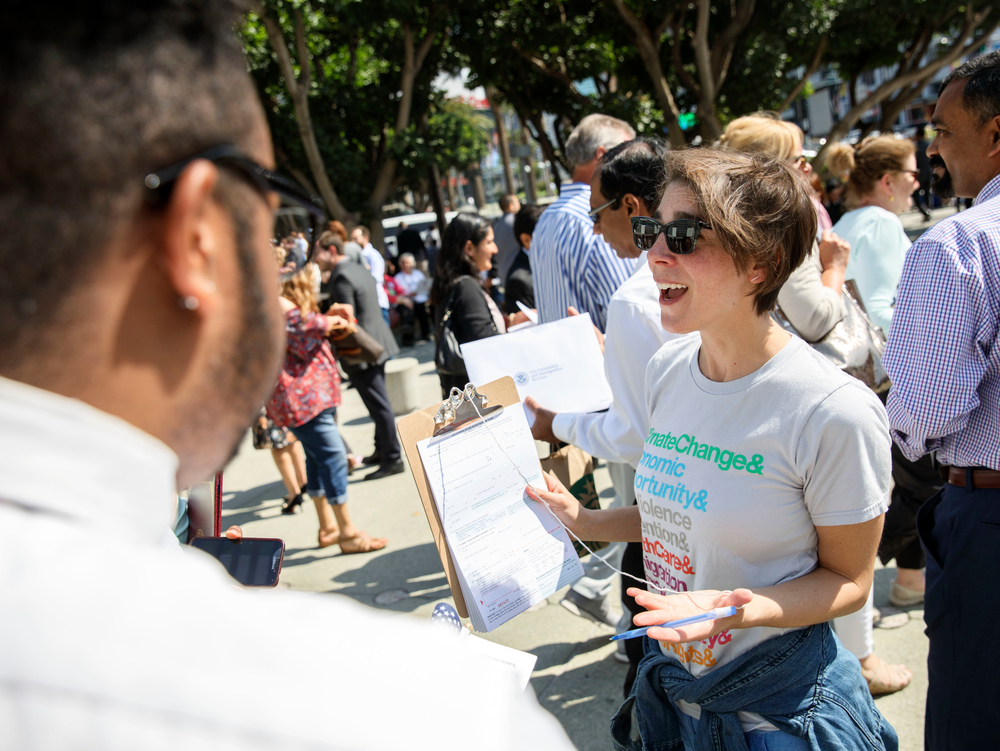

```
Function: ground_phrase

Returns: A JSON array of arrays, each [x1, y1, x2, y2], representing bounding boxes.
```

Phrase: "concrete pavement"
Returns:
[[221, 203, 954, 748]]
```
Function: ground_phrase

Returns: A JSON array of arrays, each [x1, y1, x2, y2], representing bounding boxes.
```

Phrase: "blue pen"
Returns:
[[611, 606, 738, 641]]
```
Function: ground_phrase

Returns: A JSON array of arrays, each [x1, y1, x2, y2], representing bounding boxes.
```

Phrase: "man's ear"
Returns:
[[987, 115, 1000, 159], [518, 233, 532, 250], [623, 194, 642, 216], [159, 160, 224, 315]]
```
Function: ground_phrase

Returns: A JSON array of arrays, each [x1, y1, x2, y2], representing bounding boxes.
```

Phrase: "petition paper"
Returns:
[[417, 405, 583, 631]]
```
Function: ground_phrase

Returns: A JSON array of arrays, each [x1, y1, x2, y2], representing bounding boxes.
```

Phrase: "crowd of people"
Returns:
[[2, 1, 999, 749]]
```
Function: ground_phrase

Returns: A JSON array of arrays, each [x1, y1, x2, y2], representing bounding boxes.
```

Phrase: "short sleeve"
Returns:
[[797, 381, 892, 526]]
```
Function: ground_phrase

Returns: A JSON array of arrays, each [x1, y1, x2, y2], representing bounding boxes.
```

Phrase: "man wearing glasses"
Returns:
[[530, 114, 635, 332], [528, 138, 688, 689], [0, 3, 575, 749]]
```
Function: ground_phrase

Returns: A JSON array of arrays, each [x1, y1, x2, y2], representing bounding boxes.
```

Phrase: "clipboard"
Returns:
[[396, 377, 521, 618]]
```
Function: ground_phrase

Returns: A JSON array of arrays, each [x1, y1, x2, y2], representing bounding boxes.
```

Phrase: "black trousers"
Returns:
[[919, 478, 1000, 750], [620, 536, 647, 698], [346, 363, 400, 464], [879, 442, 944, 570]]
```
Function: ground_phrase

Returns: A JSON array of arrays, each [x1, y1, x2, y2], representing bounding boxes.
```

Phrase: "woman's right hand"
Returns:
[[526, 471, 585, 535], [325, 314, 350, 334]]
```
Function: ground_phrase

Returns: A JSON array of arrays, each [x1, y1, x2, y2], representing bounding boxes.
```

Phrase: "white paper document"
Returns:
[[459, 630, 538, 689], [416, 405, 584, 632], [460, 313, 613, 415]]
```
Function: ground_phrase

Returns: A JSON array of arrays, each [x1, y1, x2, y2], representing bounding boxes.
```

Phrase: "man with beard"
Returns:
[[0, 3, 576, 748], [883, 50, 1000, 750]]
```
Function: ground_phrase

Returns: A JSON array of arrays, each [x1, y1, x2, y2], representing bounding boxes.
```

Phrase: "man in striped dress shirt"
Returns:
[[530, 114, 635, 333], [883, 50, 1000, 750]]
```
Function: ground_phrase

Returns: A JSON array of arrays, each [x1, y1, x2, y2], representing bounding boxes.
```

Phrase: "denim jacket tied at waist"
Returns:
[[610, 623, 897, 751]]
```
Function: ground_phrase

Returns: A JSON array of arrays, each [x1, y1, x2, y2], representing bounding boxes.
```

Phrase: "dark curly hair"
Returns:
[[431, 213, 492, 305]]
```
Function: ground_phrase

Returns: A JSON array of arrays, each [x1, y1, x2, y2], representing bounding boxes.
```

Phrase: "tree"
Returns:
[[815, 1, 998, 166], [245, 0, 449, 250]]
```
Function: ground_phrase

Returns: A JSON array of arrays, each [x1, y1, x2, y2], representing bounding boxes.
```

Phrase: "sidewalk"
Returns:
[[223, 281, 936, 749]]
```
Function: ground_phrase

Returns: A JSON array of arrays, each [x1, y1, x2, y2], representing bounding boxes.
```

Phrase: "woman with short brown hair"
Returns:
[[534, 148, 896, 750]]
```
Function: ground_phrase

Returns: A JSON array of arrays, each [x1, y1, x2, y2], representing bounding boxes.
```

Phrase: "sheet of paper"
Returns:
[[417, 405, 583, 632], [458, 630, 538, 689], [516, 300, 538, 324], [461, 313, 613, 415]]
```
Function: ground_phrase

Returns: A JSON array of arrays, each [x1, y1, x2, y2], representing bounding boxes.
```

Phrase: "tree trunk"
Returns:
[[878, 78, 931, 131], [446, 168, 458, 208], [428, 163, 448, 238], [261, 10, 354, 223], [486, 86, 516, 195], [780, 36, 829, 112], [607, 0, 685, 148], [815, 8, 998, 168], [691, 0, 724, 142], [521, 124, 538, 203], [468, 164, 487, 208], [367, 23, 439, 224]]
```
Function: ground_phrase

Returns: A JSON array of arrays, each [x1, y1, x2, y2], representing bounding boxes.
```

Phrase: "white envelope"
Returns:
[[461, 313, 613, 415]]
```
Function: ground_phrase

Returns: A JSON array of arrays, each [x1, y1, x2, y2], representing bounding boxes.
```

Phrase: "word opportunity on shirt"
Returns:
[[635, 427, 764, 666]]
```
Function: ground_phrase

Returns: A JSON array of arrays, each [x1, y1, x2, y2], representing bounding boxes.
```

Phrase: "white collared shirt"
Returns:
[[360, 242, 389, 309], [552, 254, 691, 466], [0, 376, 574, 750]]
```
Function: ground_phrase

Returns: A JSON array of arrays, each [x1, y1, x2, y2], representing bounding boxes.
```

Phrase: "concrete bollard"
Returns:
[[384, 357, 420, 415]]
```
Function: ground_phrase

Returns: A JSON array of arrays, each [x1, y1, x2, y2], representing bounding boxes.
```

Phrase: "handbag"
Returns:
[[540, 443, 609, 558], [773, 279, 889, 393], [328, 318, 385, 366], [435, 279, 467, 376]]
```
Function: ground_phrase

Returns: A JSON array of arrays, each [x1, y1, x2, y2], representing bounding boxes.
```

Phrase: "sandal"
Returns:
[[861, 655, 912, 696], [281, 491, 306, 515], [339, 531, 387, 555], [318, 527, 341, 548]]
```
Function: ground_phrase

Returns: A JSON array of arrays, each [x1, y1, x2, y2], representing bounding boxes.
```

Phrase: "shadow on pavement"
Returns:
[[303, 542, 450, 612], [531, 633, 613, 672], [533, 653, 627, 751]]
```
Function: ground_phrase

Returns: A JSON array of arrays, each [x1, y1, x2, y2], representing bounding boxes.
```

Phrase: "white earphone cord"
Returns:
[[467, 398, 730, 612]]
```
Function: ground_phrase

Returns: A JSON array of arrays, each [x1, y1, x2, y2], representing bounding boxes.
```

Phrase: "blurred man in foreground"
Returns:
[[0, 3, 574, 748]]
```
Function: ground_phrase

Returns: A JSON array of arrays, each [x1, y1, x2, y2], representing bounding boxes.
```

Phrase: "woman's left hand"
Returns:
[[627, 587, 753, 644]]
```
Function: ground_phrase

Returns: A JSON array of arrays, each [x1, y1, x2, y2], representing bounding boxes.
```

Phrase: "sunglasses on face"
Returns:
[[144, 144, 326, 278], [630, 216, 712, 254], [588, 198, 618, 221]]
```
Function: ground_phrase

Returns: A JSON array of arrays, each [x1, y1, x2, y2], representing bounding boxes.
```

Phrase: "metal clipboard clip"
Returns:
[[432, 382, 502, 436]]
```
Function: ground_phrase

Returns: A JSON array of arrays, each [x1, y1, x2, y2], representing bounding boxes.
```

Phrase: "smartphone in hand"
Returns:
[[190, 537, 285, 587]]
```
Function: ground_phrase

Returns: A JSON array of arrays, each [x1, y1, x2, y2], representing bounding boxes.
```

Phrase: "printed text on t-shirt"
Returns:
[[645, 429, 764, 474]]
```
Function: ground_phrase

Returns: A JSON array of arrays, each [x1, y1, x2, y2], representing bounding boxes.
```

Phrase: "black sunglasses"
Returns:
[[144, 145, 326, 275], [630, 216, 712, 254]]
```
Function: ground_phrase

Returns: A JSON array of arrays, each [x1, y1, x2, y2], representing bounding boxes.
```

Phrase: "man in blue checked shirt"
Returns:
[[883, 50, 1000, 751], [530, 114, 635, 332]]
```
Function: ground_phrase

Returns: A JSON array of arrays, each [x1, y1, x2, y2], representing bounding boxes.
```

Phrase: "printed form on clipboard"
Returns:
[[416, 404, 584, 632]]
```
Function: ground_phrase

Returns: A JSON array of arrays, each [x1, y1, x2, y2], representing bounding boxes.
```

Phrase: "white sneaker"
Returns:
[[560, 589, 620, 628]]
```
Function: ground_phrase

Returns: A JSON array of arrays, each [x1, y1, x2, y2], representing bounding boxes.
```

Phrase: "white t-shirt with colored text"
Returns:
[[637, 335, 890, 715]]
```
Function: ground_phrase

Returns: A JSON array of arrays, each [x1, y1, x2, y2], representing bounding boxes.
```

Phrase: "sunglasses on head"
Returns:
[[630, 216, 712, 254]]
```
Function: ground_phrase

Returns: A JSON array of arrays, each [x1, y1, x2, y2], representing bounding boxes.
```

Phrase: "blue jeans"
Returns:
[[292, 408, 349, 505], [677, 712, 809, 751], [381, 308, 390, 328]]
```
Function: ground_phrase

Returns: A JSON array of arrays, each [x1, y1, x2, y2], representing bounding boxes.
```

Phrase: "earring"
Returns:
[[751, 275, 761, 283], [889, 194, 895, 202], [179, 296, 199, 311]]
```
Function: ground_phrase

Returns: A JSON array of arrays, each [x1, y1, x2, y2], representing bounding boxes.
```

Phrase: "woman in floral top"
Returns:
[[266, 265, 386, 554]]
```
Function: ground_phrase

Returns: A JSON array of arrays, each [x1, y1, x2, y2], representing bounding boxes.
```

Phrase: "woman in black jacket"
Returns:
[[432, 213, 526, 396]]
